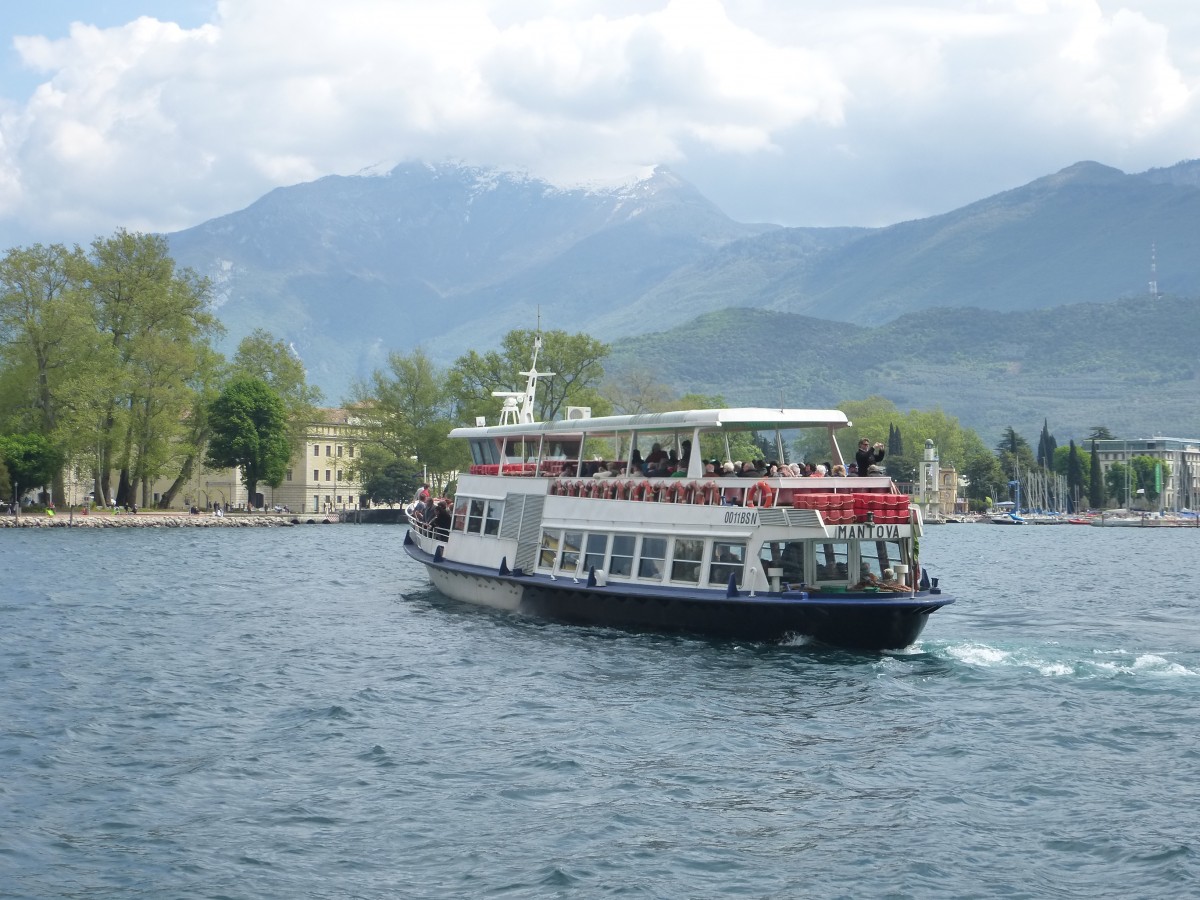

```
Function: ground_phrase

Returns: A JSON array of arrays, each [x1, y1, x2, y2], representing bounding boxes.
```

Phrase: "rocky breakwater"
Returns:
[[0, 512, 342, 529]]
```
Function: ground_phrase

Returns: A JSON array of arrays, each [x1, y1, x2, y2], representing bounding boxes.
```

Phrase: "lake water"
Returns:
[[2, 523, 1198, 898]]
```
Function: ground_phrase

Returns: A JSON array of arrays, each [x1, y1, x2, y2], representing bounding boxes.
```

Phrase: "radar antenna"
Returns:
[[490, 325, 555, 425]]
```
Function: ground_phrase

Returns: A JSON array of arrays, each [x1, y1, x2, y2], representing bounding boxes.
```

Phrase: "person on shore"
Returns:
[[855, 439, 885, 476]]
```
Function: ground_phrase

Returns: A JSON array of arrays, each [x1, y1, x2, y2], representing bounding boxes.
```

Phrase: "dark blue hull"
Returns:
[[404, 538, 951, 652]]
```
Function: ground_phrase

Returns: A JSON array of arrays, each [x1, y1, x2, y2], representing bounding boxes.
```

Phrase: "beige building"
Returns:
[[152, 408, 369, 512]]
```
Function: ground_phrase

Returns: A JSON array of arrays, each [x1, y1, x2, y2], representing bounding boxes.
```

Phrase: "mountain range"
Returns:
[[165, 159, 1200, 445]]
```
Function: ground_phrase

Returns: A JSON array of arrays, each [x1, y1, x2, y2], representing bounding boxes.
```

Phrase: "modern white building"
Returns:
[[1089, 437, 1200, 510]]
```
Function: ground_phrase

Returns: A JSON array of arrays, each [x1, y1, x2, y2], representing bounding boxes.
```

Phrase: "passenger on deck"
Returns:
[[630, 448, 645, 474], [645, 443, 667, 466], [722, 461, 737, 475], [433, 501, 452, 536], [831, 464, 847, 477], [856, 439, 885, 476]]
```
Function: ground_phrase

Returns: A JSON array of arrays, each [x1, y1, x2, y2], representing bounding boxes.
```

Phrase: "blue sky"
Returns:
[[3, 1, 1200, 248]]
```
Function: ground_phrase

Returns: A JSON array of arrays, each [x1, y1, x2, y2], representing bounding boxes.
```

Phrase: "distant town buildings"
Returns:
[[1090, 437, 1200, 510]]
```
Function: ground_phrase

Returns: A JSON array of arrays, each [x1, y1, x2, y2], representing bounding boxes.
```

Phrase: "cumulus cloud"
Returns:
[[0, 0, 1197, 243]]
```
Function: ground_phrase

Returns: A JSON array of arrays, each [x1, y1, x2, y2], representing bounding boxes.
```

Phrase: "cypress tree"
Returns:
[[1088, 438, 1105, 509]]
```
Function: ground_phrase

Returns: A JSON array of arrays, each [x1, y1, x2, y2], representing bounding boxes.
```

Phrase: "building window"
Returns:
[[348, 446, 355, 458], [286, 469, 293, 482], [326, 445, 332, 457], [337, 470, 343, 481], [313, 469, 319, 481], [314, 444, 320, 456], [337, 496, 342, 505], [337, 446, 343, 457], [325, 470, 332, 481]]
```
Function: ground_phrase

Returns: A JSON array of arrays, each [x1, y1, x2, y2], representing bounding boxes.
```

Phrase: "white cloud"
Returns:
[[0, 0, 1198, 243]]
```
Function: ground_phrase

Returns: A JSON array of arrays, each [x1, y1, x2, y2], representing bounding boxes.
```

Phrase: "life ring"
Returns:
[[646, 481, 661, 502], [630, 481, 646, 501], [747, 480, 775, 508], [667, 481, 686, 503], [697, 480, 716, 505], [602, 480, 617, 500], [682, 481, 698, 504]]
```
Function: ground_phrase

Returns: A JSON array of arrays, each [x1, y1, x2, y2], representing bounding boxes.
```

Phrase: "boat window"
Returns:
[[504, 438, 534, 463], [670, 538, 703, 584], [538, 530, 561, 568], [609, 534, 635, 577], [452, 498, 468, 531], [561, 531, 583, 573], [637, 536, 667, 580], [466, 498, 486, 533], [815, 542, 849, 582], [708, 541, 747, 587], [856, 540, 904, 584], [484, 500, 502, 536], [760, 540, 806, 586], [583, 533, 609, 575]]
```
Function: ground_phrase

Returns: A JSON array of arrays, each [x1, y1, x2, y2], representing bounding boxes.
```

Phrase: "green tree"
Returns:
[[996, 426, 1036, 479], [1065, 441, 1084, 510], [962, 444, 1004, 508], [0, 454, 9, 502], [0, 242, 106, 505], [0, 432, 63, 511], [205, 377, 291, 504], [231, 328, 324, 449], [1088, 426, 1115, 440], [1036, 419, 1057, 469], [1089, 438, 1105, 508], [1130, 455, 1169, 507], [1052, 443, 1090, 502], [1105, 461, 1130, 507], [351, 348, 463, 493], [87, 229, 220, 507], [360, 449, 423, 506]]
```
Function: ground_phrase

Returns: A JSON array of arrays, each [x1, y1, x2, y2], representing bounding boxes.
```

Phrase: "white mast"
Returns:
[[491, 326, 555, 425]]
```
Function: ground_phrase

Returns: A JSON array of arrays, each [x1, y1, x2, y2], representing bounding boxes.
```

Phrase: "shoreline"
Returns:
[[0, 511, 343, 529]]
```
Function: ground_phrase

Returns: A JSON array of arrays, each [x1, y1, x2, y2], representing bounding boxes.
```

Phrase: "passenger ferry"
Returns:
[[404, 340, 954, 650]]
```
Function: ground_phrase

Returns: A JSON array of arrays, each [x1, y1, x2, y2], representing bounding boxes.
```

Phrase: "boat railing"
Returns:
[[533, 476, 909, 521]]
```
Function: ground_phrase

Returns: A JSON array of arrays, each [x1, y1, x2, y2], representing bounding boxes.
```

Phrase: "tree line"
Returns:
[[0, 231, 319, 509], [3, 236, 1153, 512]]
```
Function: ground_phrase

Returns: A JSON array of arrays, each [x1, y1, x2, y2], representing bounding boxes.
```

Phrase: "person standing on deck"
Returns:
[[855, 439, 885, 476]]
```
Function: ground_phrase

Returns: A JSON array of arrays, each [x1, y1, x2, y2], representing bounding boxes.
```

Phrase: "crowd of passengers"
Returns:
[[409, 484, 453, 537], [578, 440, 859, 479]]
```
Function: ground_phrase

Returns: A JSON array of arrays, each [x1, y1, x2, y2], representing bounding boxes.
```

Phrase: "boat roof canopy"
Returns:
[[449, 407, 851, 439]]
